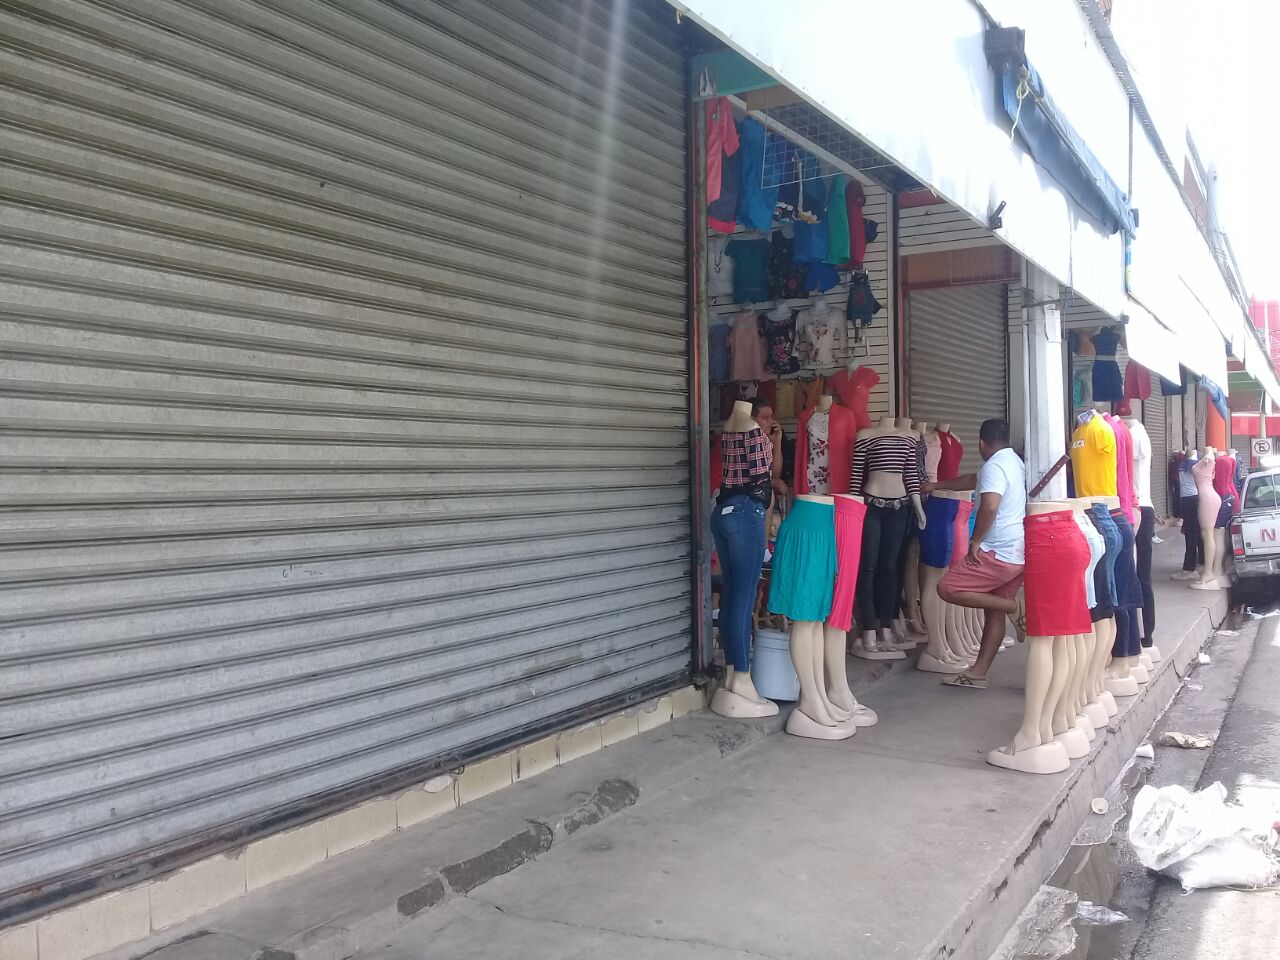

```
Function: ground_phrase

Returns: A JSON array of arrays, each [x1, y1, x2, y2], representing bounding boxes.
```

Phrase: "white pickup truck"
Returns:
[[1229, 467, 1280, 604]]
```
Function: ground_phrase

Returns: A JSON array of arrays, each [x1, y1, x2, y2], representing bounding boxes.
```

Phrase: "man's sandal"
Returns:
[[942, 673, 988, 690]]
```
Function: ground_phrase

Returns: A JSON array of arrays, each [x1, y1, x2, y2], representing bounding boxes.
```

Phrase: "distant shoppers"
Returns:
[[928, 419, 1027, 690]]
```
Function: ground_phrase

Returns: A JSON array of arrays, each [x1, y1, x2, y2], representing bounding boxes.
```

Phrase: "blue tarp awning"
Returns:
[[997, 63, 1137, 237]]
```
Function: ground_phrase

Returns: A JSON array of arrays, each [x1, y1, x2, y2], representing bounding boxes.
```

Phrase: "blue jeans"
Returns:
[[711, 495, 767, 672]]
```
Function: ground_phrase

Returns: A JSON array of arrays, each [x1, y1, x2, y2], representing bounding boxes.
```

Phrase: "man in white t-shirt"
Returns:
[[929, 419, 1027, 690]]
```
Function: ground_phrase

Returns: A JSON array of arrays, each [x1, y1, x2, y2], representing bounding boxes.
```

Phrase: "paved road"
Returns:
[[1130, 612, 1280, 960]]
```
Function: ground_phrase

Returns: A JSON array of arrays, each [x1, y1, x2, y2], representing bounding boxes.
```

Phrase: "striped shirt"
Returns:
[[850, 433, 922, 496]]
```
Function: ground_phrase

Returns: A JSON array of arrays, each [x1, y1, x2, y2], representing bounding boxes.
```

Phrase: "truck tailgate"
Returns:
[[1240, 512, 1280, 557]]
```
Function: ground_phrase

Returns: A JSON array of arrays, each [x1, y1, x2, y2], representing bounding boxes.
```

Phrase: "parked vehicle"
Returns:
[[1228, 467, 1280, 605]]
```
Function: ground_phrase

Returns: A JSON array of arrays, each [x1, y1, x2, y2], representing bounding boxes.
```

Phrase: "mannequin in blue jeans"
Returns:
[[709, 400, 780, 718]]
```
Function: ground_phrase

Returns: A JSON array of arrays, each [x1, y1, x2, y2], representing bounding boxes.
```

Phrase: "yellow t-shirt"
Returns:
[[1071, 416, 1117, 496]]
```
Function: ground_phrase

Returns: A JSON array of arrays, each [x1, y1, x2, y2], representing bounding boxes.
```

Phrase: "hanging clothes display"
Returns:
[[704, 98, 740, 234], [727, 312, 768, 382], [827, 365, 880, 430], [735, 118, 778, 233], [762, 310, 802, 377], [724, 237, 769, 303], [846, 271, 882, 324], [707, 235, 735, 299], [1090, 327, 1124, 402], [842, 179, 868, 269], [767, 231, 807, 300], [825, 174, 851, 265], [709, 321, 731, 383], [1123, 359, 1152, 400]]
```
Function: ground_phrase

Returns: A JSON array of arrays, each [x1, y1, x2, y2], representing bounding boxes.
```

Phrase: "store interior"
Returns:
[[698, 81, 1228, 774]]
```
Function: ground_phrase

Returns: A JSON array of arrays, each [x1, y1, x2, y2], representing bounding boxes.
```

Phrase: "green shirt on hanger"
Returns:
[[825, 174, 850, 265]]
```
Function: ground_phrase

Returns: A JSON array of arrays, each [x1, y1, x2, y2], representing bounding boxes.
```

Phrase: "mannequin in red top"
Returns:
[[794, 396, 856, 494]]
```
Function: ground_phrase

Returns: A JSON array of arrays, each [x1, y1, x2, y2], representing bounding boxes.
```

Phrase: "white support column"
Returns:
[[1007, 283, 1029, 453], [1023, 264, 1068, 500]]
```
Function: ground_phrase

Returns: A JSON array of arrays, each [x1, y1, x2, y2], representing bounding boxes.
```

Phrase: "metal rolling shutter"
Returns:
[[0, 0, 690, 914], [906, 284, 1009, 473], [1142, 379, 1169, 516]]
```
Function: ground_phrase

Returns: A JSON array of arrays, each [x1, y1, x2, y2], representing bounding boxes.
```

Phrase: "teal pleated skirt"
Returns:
[[768, 498, 837, 621]]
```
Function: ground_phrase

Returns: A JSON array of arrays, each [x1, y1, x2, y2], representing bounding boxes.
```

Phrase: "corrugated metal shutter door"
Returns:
[[907, 285, 1008, 473], [0, 0, 689, 912], [1143, 380, 1169, 516]]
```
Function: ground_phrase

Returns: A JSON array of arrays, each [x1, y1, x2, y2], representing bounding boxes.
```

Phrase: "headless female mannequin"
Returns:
[[988, 501, 1074, 775], [853, 417, 928, 659], [823, 492, 880, 728], [1075, 500, 1122, 718], [710, 402, 779, 720], [786, 493, 858, 741], [1191, 448, 1226, 590], [917, 488, 974, 673]]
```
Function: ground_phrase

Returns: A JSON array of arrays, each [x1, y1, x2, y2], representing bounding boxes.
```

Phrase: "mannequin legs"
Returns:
[[1192, 526, 1220, 589], [919, 564, 969, 673], [987, 636, 1070, 774], [823, 625, 879, 726], [787, 621, 855, 740], [903, 539, 926, 635], [1135, 506, 1157, 649]]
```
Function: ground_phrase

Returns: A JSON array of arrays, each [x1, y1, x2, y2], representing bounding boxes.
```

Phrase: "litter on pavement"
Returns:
[[1158, 732, 1215, 749], [1128, 782, 1280, 891]]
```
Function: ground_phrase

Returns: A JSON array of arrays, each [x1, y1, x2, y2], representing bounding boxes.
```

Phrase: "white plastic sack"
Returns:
[[1127, 782, 1280, 891], [1169, 834, 1279, 891]]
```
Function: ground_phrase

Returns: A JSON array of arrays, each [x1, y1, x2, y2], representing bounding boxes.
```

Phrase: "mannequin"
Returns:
[[889, 418, 928, 646], [935, 422, 964, 482], [851, 417, 927, 659], [1172, 448, 1203, 581], [709, 401, 779, 719], [917, 489, 973, 673], [1083, 497, 1127, 709], [795, 395, 855, 495], [987, 498, 1080, 775], [923, 424, 943, 484], [824, 492, 879, 726], [1066, 500, 1108, 739], [1121, 411, 1161, 663], [767, 493, 856, 740], [1191, 448, 1225, 590]]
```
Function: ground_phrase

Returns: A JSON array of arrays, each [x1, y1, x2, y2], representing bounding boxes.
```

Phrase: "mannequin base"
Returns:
[[1189, 578, 1224, 591], [1075, 715, 1097, 741], [1083, 701, 1109, 730], [1138, 653, 1155, 673], [1055, 726, 1091, 758], [987, 740, 1071, 774], [1170, 570, 1199, 581], [1099, 691, 1119, 716], [1144, 644, 1163, 662], [851, 644, 906, 661], [1130, 663, 1150, 684], [889, 633, 919, 651], [1105, 675, 1140, 697], [786, 708, 857, 740], [847, 702, 879, 727], [710, 688, 779, 719], [916, 652, 970, 674]]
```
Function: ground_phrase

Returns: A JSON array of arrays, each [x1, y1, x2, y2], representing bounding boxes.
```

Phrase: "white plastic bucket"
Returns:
[[751, 628, 799, 701]]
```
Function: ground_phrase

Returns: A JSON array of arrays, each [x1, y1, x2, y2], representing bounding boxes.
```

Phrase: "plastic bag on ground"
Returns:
[[1127, 782, 1280, 890]]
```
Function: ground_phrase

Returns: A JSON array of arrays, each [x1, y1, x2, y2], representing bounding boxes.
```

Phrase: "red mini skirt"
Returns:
[[826, 496, 868, 631], [1023, 510, 1092, 636]]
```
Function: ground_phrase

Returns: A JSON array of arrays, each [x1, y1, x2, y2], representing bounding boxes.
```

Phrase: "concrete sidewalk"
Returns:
[[91, 536, 1226, 960]]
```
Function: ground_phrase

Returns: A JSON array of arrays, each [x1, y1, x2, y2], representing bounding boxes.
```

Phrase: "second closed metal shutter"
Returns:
[[907, 284, 1009, 473], [1142, 378, 1170, 516], [0, 0, 690, 919]]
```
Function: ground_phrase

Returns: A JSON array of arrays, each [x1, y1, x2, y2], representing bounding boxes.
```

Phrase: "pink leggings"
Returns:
[[826, 496, 868, 631]]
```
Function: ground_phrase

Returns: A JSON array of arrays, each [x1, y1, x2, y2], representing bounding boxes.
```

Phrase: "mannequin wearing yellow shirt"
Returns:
[[1070, 411, 1117, 496]]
